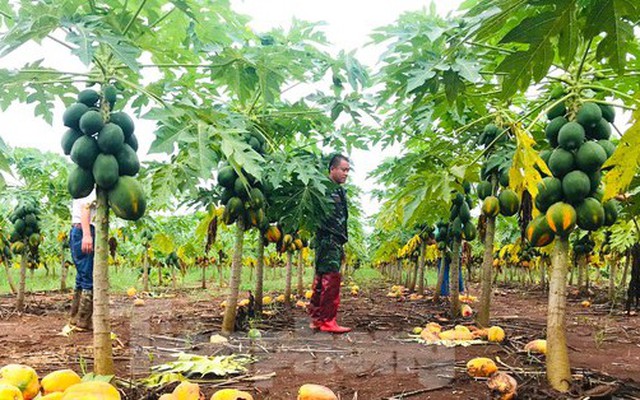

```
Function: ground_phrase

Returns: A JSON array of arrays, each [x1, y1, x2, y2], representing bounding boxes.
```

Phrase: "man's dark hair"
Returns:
[[328, 154, 349, 172]]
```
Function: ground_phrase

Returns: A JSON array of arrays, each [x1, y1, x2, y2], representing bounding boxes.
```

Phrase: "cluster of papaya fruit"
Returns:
[[7, 199, 42, 257], [0, 233, 11, 263], [526, 99, 619, 247], [572, 234, 595, 256], [218, 131, 268, 229], [279, 232, 307, 253], [477, 123, 509, 148], [61, 85, 146, 221], [434, 182, 477, 249], [517, 244, 538, 268], [477, 127, 521, 220]]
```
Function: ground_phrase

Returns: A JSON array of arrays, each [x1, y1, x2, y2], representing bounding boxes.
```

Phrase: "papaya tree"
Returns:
[[459, 0, 640, 392], [0, 0, 226, 373], [7, 197, 42, 312]]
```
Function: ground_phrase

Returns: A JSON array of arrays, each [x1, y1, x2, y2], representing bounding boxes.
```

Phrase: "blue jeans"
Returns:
[[438, 257, 464, 296], [70, 226, 95, 290]]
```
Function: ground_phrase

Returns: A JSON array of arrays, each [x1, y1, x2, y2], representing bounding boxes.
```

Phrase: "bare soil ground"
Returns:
[[1, 283, 639, 399]]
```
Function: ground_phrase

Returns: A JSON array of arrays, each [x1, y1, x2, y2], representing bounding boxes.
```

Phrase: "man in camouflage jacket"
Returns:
[[308, 154, 352, 333]]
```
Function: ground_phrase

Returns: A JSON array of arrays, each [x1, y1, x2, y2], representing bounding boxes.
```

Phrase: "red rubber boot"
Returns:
[[319, 318, 351, 333]]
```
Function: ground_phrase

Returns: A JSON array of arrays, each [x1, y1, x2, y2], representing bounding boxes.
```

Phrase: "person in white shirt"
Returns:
[[68, 190, 96, 330]]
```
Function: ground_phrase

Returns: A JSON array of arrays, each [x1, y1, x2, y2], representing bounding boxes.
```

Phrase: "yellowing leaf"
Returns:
[[602, 108, 640, 201], [152, 233, 175, 254], [509, 123, 550, 198]]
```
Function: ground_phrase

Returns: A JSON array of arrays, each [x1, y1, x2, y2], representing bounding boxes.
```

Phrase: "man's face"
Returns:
[[329, 159, 350, 184]]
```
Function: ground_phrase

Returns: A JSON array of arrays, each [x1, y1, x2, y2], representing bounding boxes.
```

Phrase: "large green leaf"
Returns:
[[602, 108, 640, 200], [496, 1, 577, 98], [584, 0, 639, 73]]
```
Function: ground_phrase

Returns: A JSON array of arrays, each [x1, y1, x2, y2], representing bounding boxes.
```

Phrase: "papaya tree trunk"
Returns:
[[585, 257, 590, 292], [284, 251, 293, 307], [297, 250, 304, 297], [4, 260, 17, 295], [450, 239, 462, 318], [171, 265, 177, 290], [255, 239, 265, 314], [142, 249, 149, 292], [395, 259, 401, 284], [409, 259, 418, 292], [417, 242, 426, 295], [477, 215, 496, 327], [433, 256, 446, 302], [93, 188, 114, 375], [218, 261, 224, 288], [221, 222, 245, 335], [541, 259, 547, 290], [577, 254, 585, 292], [609, 253, 619, 304], [60, 255, 69, 292], [546, 237, 571, 392], [16, 250, 27, 312], [404, 263, 410, 288], [201, 259, 207, 289]]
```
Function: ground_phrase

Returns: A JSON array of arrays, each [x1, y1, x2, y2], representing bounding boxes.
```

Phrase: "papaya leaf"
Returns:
[[496, 8, 569, 98], [584, 0, 639, 73], [602, 108, 640, 200], [509, 124, 550, 199], [195, 207, 217, 243], [61, 18, 98, 66], [152, 232, 174, 255], [0, 13, 59, 57], [217, 128, 264, 181]]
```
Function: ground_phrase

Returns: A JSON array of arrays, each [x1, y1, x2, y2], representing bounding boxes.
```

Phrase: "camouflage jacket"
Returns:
[[317, 184, 348, 245]]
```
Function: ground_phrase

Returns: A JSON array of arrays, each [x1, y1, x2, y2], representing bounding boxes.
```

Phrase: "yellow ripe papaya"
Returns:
[[0, 381, 23, 400], [466, 357, 498, 378], [172, 381, 201, 400], [61, 381, 120, 400], [0, 365, 39, 400], [439, 329, 472, 341], [487, 326, 506, 343], [210, 388, 253, 400], [41, 370, 81, 394], [158, 394, 177, 400], [420, 329, 439, 342], [262, 296, 272, 305], [424, 322, 441, 334], [297, 384, 338, 400], [264, 226, 282, 243], [524, 339, 547, 355], [487, 372, 518, 400], [454, 325, 471, 334]]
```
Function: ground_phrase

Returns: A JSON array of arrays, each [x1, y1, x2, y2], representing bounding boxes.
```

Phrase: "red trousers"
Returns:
[[307, 272, 341, 323]]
